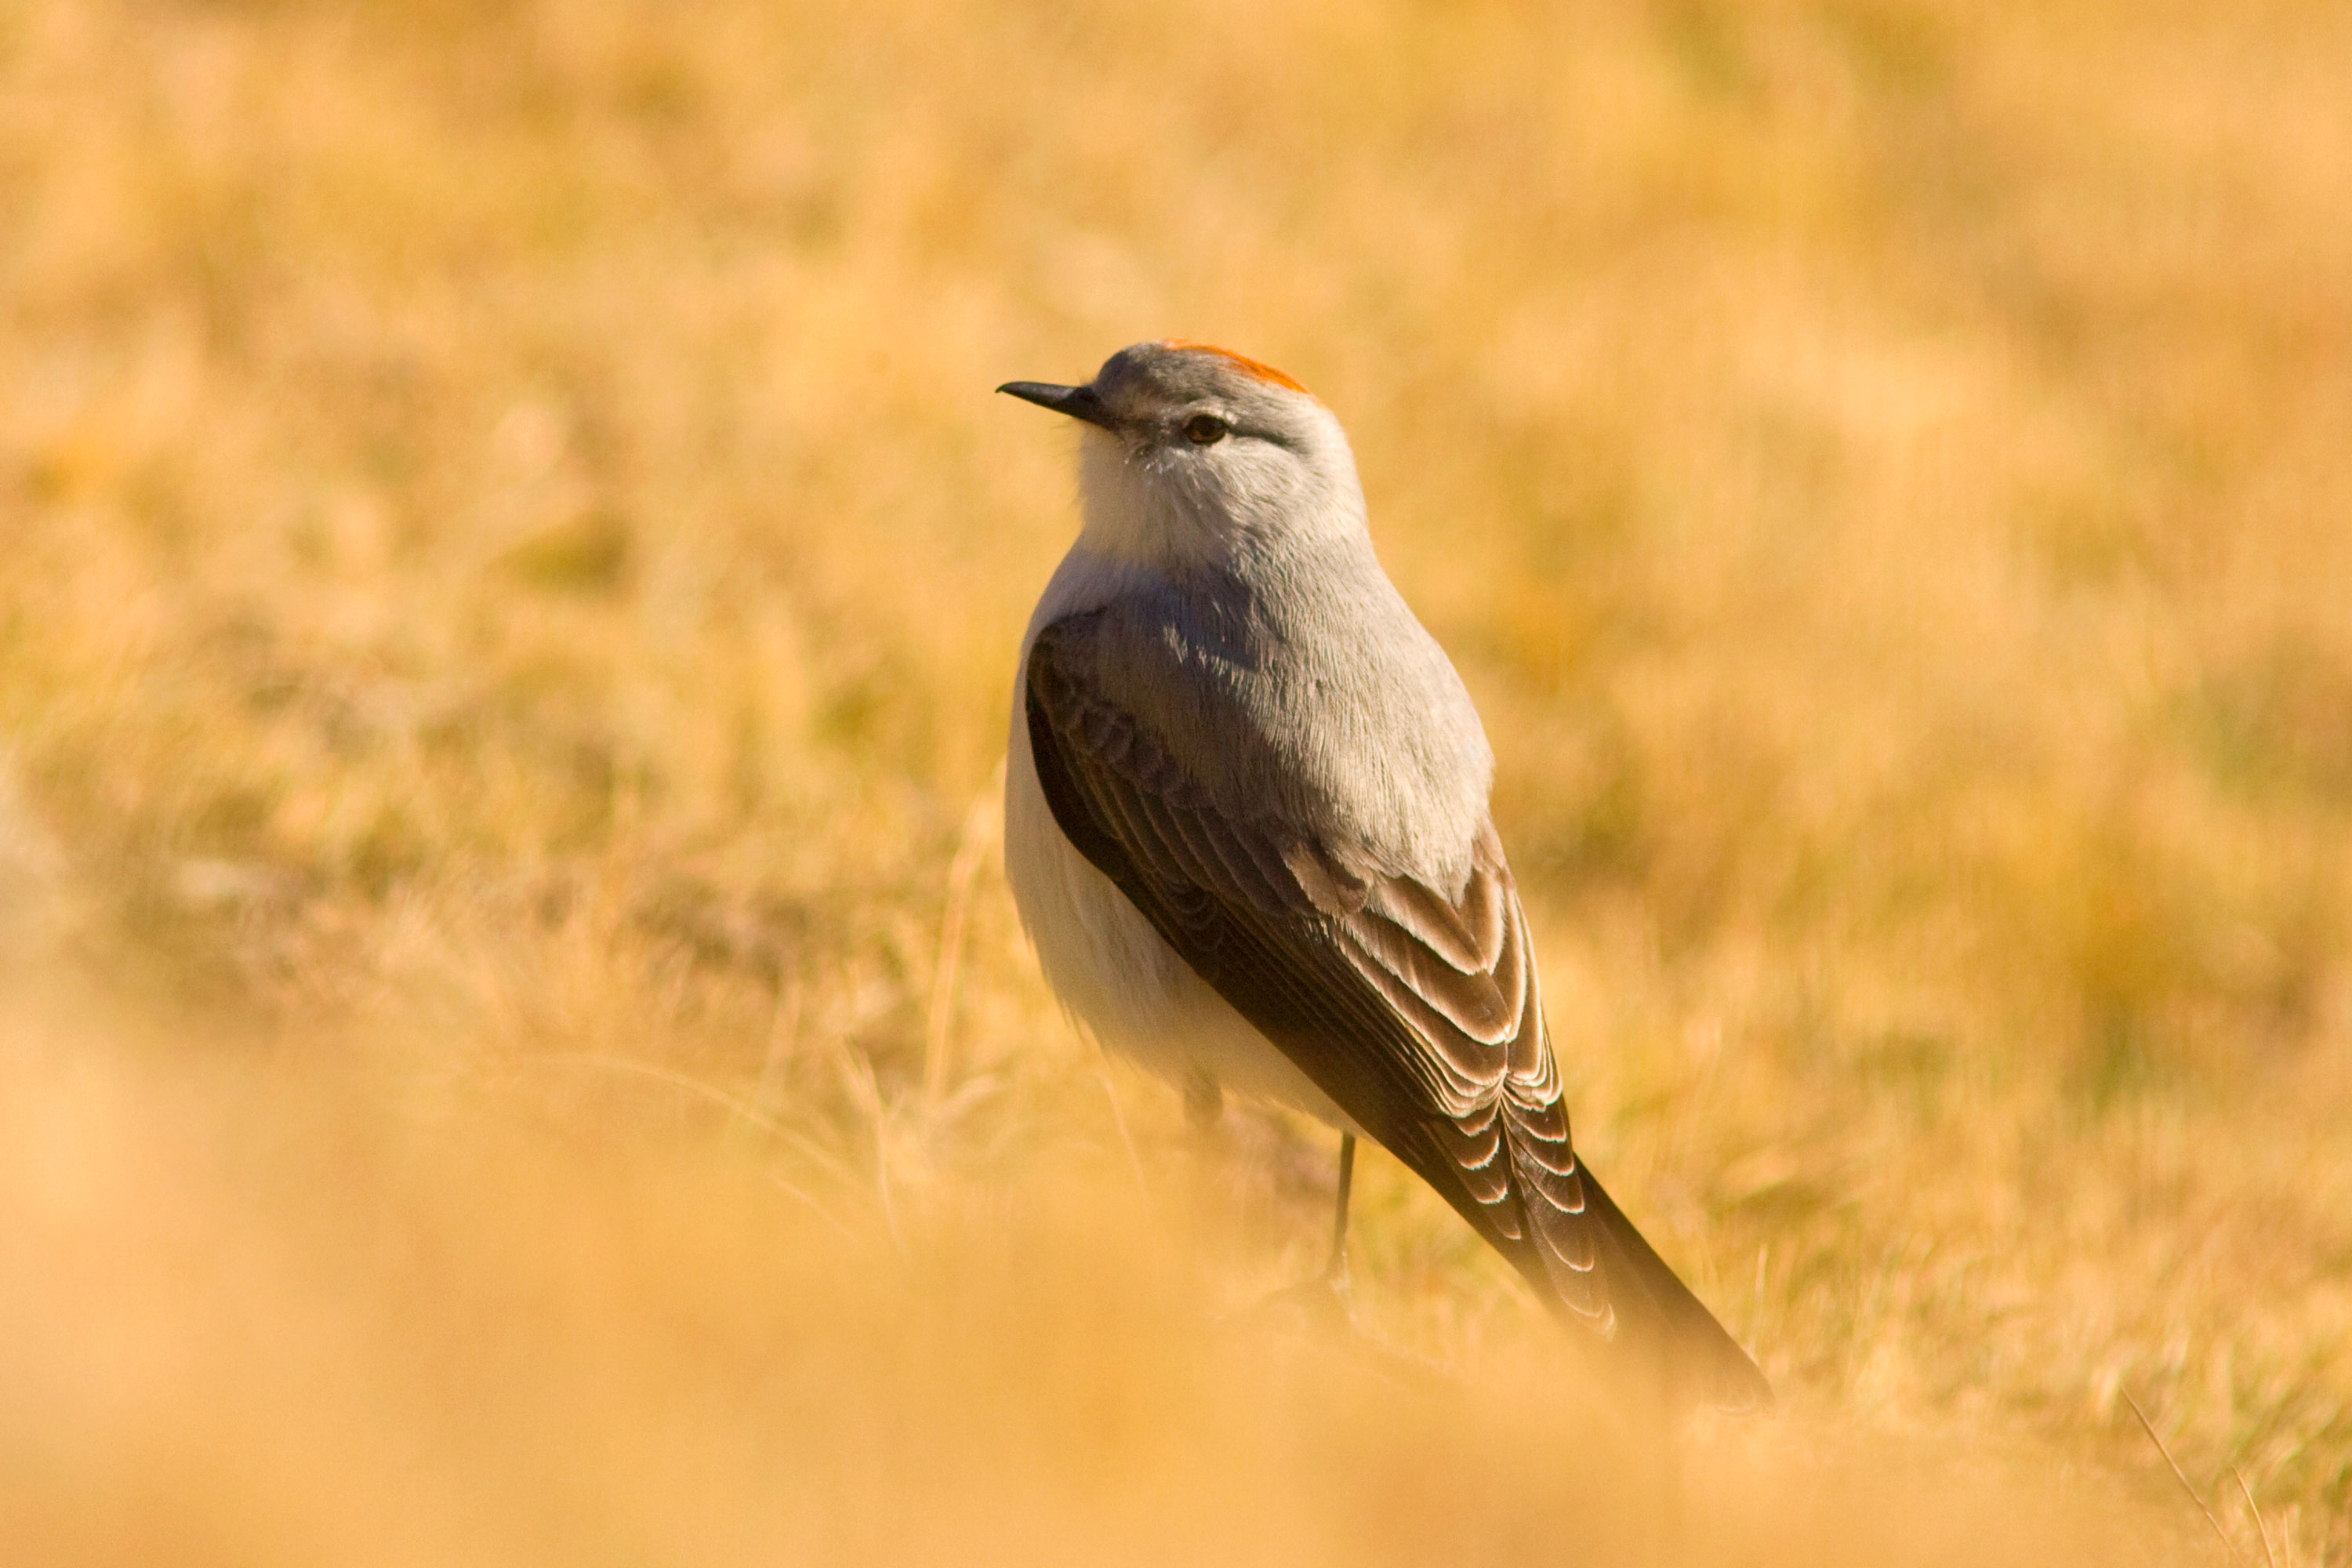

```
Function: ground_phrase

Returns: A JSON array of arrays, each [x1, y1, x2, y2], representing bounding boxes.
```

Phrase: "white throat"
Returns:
[[1071, 423, 1368, 577]]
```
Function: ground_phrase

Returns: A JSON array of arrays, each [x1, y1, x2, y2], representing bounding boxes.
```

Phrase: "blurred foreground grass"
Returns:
[[0, 992, 2192, 1567], [2, 0, 2349, 1559]]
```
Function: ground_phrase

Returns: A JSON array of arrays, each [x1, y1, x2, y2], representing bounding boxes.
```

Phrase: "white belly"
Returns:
[[1004, 682, 1359, 1134]]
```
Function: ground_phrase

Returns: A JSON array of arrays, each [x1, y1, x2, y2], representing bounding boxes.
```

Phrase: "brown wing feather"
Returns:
[[1025, 614, 1769, 1408]]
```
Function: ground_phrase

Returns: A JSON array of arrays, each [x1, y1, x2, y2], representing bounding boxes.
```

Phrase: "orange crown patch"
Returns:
[[1161, 339, 1314, 397]]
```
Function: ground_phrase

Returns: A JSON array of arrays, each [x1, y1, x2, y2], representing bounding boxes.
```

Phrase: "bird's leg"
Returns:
[[1235, 1130, 1359, 1332], [1183, 1067, 1224, 1134], [1324, 1131, 1356, 1291]]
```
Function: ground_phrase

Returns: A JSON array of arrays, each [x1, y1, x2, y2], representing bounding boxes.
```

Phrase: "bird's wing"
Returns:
[[1025, 612, 1772, 1409], [1025, 612, 1602, 1312]]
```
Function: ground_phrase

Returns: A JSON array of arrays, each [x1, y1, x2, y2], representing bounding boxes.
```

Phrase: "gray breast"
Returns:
[[1061, 535, 1494, 891]]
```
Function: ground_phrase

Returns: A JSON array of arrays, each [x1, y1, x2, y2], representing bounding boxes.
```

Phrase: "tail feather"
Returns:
[[1396, 1116, 1770, 1411], [1556, 1164, 1773, 1413]]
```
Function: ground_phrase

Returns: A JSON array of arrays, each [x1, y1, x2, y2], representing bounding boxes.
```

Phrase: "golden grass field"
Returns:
[[5, 0, 2350, 1560]]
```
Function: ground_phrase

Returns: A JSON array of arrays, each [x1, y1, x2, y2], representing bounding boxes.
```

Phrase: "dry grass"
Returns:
[[4, 0, 2350, 1559]]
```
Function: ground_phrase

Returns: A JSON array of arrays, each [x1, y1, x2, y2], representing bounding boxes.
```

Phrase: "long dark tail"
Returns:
[[1392, 1112, 1772, 1412], [1555, 1163, 1773, 1413]]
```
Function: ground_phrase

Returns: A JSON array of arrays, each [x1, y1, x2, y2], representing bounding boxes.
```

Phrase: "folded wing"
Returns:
[[1026, 613, 1769, 1407]]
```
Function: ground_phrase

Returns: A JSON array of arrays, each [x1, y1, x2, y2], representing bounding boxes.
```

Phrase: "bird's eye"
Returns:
[[1182, 414, 1229, 445]]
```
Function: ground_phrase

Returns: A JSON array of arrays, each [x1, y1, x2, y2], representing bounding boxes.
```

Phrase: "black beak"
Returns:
[[996, 381, 1116, 430]]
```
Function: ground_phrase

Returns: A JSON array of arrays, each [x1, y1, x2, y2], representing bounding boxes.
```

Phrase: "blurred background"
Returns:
[[3, 0, 2348, 1561]]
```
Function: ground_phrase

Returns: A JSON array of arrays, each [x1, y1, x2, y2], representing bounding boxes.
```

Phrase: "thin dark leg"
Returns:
[[1327, 1132, 1356, 1280], [1230, 1131, 1359, 1333], [1183, 1067, 1223, 1132]]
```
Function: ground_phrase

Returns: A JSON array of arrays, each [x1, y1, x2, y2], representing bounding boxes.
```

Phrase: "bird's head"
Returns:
[[999, 340, 1365, 568]]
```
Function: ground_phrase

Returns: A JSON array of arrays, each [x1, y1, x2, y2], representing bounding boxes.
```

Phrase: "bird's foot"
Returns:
[[1236, 1259, 1355, 1335], [1222, 1267, 1460, 1391]]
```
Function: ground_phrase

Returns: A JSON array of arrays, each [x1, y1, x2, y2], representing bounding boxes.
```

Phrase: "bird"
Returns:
[[997, 339, 1769, 1411]]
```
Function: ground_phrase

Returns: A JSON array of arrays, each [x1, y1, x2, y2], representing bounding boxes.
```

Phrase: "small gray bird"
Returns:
[[1000, 340, 1768, 1410]]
